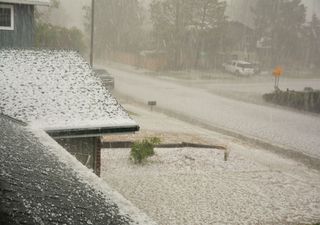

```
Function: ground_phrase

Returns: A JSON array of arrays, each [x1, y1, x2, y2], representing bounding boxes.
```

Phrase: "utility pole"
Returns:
[[90, 0, 95, 67]]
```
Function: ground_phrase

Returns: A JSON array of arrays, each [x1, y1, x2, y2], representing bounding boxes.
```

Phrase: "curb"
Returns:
[[102, 141, 226, 150]]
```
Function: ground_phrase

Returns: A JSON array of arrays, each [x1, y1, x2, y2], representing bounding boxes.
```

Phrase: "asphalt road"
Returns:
[[106, 66, 320, 162]]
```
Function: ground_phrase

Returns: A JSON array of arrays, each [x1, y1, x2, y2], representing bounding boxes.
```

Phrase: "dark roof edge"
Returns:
[[46, 125, 140, 138], [0, 0, 50, 6], [0, 113, 27, 126]]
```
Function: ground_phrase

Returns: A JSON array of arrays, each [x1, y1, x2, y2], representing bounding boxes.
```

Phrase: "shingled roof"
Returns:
[[0, 0, 50, 5], [0, 114, 156, 225], [0, 49, 139, 137]]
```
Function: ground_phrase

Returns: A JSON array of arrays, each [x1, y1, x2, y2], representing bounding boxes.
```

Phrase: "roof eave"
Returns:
[[0, 0, 50, 6], [46, 125, 140, 139]]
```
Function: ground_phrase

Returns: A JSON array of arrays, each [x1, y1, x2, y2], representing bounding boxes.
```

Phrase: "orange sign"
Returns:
[[273, 66, 283, 77]]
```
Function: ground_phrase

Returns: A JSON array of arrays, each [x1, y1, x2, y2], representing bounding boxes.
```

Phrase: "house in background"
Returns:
[[0, 0, 49, 48], [0, 49, 139, 176]]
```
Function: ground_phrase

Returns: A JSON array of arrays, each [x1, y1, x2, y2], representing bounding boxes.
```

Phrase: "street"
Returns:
[[105, 65, 320, 162]]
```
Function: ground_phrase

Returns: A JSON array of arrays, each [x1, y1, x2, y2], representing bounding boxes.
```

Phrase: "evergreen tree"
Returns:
[[92, 0, 144, 58], [150, 0, 192, 69], [189, 0, 226, 68], [150, 0, 226, 69], [306, 14, 320, 69], [252, 0, 306, 67]]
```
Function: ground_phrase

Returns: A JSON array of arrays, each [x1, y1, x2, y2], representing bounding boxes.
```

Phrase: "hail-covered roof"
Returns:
[[0, 0, 50, 5], [0, 114, 156, 225], [0, 49, 138, 134]]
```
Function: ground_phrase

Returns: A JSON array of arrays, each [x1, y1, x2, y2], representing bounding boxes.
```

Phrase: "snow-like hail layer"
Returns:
[[0, 49, 137, 130], [30, 127, 157, 225], [101, 148, 320, 225]]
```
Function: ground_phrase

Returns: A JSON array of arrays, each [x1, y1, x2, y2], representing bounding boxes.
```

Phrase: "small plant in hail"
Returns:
[[130, 137, 161, 164]]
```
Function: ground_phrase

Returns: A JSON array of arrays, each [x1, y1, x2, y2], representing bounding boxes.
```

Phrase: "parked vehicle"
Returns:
[[251, 62, 261, 74], [223, 60, 255, 76], [93, 68, 114, 90]]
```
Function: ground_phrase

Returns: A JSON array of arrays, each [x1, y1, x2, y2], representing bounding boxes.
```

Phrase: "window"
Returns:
[[0, 5, 14, 30], [238, 63, 253, 69]]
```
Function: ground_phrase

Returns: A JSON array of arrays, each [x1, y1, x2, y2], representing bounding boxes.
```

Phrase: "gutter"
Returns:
[[0, 0, 50, 6], [46, 125, 140, 139]]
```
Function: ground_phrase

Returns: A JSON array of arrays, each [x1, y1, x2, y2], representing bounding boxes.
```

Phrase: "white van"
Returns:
[[223, 60, 255, 76]]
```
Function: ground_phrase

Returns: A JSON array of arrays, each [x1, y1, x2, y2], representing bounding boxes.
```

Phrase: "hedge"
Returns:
[[263, 89, 320, 113]]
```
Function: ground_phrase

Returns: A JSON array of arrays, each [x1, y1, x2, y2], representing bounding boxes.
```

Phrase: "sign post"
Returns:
[[272, 66, 283, 90], [148, 101, 157, 111]]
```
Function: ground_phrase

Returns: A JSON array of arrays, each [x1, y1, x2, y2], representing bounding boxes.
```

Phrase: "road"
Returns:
[[106, 66, 320, 162], [183, 77, 320, 106]]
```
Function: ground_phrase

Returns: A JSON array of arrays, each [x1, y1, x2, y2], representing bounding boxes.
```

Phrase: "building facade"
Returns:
[[0, 0, 49, 48], [55, 137, 102, 176]]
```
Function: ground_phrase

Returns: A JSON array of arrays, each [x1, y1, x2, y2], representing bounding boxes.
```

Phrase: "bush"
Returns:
[[35, 23, 86, 54], [130, 137, 161, 164], [263, 89, 320, 113]]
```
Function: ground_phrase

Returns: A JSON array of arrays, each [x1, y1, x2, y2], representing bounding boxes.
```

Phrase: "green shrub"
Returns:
[[263, 90, 320, 113], [35, 23, 86, 54], [130, 137, 161, 164]]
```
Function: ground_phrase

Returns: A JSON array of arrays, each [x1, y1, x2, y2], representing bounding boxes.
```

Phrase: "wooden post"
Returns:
[[95, 136, 101, 177], [224, 149, 229, 161]]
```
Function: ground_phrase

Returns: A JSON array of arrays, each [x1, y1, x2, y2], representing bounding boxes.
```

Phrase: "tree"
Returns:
[[304, 14, 320, 70], [189, 0, 226, 68], [34, 0, 86, 54], [35, 0, 60, 22], [151, 0, 189, 69], [252, 0, 306, 67], [90, 0, 144, 58], [221, 21, 255, 52], [150, 0, 226, 70], [35, 23, 86, 53]]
